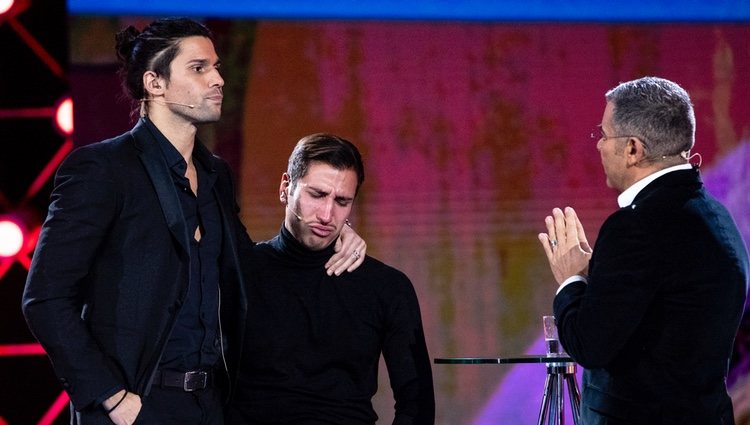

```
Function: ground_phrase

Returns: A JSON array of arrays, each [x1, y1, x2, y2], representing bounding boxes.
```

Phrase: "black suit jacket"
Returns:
[[22, 119, 250, 423], [554, 168, 749, 425]]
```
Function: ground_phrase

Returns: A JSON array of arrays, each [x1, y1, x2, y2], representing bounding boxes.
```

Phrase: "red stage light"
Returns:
[[0, 0, 27, 20], [0, 0, 14, 15], [54, 96, 74, 136], [0, 218, 24, 258]]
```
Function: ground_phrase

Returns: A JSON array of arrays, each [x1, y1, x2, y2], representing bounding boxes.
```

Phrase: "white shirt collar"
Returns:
[[617, 163, 693, 208]]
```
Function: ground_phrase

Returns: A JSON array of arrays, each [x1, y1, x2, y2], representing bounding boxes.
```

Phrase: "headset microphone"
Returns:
[[286, 204, 302, 221], [139, 99, 196, 109]]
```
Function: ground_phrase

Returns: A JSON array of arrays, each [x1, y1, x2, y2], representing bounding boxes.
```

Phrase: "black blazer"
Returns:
[[554, 168, 749, 425], [22, 120, 250, 423]]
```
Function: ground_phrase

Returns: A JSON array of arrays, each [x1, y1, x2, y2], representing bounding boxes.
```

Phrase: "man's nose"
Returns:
[[210, 69, 224, 88], [317, 200, 333, 223]]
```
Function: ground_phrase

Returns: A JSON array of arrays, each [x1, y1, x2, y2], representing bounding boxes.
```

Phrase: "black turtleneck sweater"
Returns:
[[229, 226, 434, 425]]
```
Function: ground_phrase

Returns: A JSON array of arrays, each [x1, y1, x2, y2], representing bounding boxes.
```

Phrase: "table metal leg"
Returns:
[[537, 373, 554, 425], [566, 373, 581, 425], [537, 362, 580, 425], [555, 372, 564, 425]]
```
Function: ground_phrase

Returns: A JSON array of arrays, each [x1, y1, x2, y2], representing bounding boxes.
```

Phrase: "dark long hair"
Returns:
[[114, 18, 213, 106]]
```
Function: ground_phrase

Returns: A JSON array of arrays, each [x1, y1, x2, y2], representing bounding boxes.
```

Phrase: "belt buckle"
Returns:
[[183, 371, 207, 391]]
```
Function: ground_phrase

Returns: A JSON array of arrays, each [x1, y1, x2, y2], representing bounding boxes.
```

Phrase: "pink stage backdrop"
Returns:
[[62, 18, 750, 425], [237, 22, 750, 424]]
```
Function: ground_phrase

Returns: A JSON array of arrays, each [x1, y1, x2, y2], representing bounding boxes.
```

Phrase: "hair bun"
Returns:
[[114, 26, 140, 63]]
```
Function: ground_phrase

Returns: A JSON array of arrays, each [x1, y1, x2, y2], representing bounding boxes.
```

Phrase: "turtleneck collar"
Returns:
[[269, 224, 336, 269]]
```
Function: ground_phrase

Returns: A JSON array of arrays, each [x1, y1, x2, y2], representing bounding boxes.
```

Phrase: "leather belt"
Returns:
[[153, 369, 213, 391]]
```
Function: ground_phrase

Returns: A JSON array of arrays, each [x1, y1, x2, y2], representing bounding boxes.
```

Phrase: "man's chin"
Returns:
[[304, 236, 336, 251], [195, 110, 222, 124], [204, 114, 222, 123]]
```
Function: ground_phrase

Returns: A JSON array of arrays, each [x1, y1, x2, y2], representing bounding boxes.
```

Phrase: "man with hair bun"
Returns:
[[22, 18, 365, 425]]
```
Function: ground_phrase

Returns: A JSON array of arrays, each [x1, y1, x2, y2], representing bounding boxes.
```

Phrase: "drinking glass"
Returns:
[[543, 315, 561, 356]]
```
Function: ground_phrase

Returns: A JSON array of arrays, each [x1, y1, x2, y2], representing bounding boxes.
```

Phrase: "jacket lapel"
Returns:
[[131, 120, 190, 256]]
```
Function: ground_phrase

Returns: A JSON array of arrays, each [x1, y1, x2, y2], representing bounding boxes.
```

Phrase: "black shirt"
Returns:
[[145, 118, 222, 371]]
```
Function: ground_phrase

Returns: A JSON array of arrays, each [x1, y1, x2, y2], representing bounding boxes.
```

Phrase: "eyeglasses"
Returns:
[[590, 125, 637, 142], [591, 125, 650, 151]]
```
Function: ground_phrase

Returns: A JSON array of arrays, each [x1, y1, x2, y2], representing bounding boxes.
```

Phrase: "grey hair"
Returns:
[[605, 76, 695, 161]]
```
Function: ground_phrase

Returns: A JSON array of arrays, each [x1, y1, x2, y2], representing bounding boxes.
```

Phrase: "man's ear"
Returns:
[[279, 173, 291, 204], [143, 71, 165, 97], [626, 137, 647, 166]]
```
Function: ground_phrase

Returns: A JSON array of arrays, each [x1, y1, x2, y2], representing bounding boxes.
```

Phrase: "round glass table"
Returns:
[[435, 355, 581, 425]]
